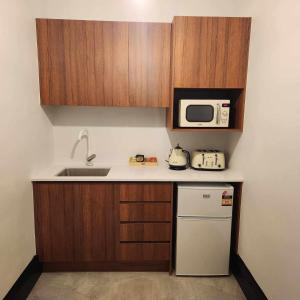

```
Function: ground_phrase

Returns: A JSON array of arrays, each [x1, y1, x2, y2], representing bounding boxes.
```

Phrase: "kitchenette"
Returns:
[[30, 15, 250, 277]]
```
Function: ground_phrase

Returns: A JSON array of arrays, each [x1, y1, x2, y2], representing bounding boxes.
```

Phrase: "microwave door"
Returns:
[[185, 105, 216, 127], [179, 99, 230, 128]]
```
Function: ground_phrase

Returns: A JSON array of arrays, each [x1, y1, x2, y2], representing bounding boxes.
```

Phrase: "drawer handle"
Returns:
[[120, 201, 171, 203]]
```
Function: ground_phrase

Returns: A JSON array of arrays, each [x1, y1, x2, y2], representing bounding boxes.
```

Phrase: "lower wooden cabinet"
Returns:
[[33, 183, 116, 262], [33, 183, 76, 262], [33, 182, 173, 271]]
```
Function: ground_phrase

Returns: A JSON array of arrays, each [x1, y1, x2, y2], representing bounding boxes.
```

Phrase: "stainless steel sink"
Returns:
[[56, 168, 110, 177]]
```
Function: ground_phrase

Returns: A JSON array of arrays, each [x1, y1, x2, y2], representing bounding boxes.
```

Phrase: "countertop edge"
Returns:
[[31, 164, 244, 183], [31, 178, 244, 182]]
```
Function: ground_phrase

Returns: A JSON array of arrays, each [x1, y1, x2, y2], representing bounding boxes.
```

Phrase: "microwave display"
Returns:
[[186, 105, 214, 122], [179, 99, 230, 128]]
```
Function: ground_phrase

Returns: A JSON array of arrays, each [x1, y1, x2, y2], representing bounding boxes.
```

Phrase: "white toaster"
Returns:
[[191, 150, 226, 170]]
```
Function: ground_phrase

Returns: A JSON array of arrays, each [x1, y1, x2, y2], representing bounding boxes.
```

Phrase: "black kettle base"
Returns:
[[169, 165, 187, 171]]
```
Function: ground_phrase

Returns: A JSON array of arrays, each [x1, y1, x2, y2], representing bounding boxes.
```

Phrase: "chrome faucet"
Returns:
[[77, 129, 96, 166]]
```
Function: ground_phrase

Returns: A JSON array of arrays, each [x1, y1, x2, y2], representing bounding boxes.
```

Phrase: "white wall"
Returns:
[[46, 106, 232, 164], [39, 0, 242, 22], [229, 0, 300, 299], [0, 0, 53, 298]]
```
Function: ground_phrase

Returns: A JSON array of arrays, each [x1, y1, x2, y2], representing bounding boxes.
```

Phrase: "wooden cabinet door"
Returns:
[[172, 17, 251, 88], [74, 183, 116, 261], [33, 183, 117, 262], [36, 19, 129, 106], [128, 22, 171, 107], [33, 183, 77, 262], [102, 21, 129, 106], [36, 19, 171, 107]]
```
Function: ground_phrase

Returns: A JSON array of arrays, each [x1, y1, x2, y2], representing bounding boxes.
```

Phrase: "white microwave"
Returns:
[[179, 99, 230, 128]]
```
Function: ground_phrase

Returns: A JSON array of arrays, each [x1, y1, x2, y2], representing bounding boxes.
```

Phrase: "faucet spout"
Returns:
[[77, 129, 96, 166]]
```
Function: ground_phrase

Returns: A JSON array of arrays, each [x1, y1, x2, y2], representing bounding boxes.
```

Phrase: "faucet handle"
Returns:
[[87, 154, 96, 162]]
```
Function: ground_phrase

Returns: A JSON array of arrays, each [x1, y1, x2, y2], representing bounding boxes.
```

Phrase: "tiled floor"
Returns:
[[28, 272, 246, 300]]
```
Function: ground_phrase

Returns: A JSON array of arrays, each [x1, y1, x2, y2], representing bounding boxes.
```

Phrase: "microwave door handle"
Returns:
[[216, 104, 221, 125]]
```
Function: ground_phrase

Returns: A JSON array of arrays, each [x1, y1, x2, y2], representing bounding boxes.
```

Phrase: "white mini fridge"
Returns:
[[176, 183, 234, 276]]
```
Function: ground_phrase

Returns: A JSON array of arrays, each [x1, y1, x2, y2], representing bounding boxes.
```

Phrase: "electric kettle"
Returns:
[[168, 144, 190, 170]]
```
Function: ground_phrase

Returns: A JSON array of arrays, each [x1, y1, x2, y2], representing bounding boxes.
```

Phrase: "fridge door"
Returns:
[[176, 217, 232, 276], [177, 184, 234, 218]]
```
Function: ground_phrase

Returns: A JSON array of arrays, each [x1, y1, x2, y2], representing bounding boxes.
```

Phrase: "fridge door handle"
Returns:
[[177, 216, 232, 220]]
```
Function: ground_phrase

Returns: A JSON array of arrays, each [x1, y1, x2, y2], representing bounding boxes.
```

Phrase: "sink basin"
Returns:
[[56, 168, 110, 177]]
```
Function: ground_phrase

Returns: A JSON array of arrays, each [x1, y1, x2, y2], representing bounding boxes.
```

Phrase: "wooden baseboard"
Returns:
[[43, 260, 169, 272], [4, 256, 42, 300], [231, 253, 268, 300]]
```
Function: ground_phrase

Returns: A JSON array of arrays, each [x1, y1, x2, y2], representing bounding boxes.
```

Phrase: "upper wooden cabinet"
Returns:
[[36, 19, 129, 106], [36, 19, 171, 107], [36, 17, 250, 109], [172, 16, 251, 88], [128, 23, 171, 107]]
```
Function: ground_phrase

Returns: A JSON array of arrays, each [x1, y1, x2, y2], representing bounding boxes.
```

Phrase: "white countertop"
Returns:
[[31, 163, 243, 182]]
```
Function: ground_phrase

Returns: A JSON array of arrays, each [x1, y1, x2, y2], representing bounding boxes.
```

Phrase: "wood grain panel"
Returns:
[[65, 20, 89, 105], [120, 203, 171, 222], [120, 223, 171, 242], [43, 261, 169, 272], [128, 22, 171, 107], [172, 17, 251, 88], [36, 19, 129, 106], [117, 183, 173, 202], [33, 182, 117, 263], [45, 19, 67, 104], [36, 19, 50, 104], [103, 21, 129, 106], [33, 183, 76, 262], [36, 19, 172, 107], [118, 243, 170, 261], [74, 183, 116, 262]]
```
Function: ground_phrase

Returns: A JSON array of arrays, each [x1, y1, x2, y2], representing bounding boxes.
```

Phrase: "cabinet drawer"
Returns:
[[117, 183, 172, 202], [118, 243, 170, 261], [120, 203, 171, 222], [120, 223, 171, 242]]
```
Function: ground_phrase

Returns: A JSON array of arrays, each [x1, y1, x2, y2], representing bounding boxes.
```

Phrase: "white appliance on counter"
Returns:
[[191, 150, 226, 170], [176, 183, 234, 276], [179, 99, 230, 127]]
